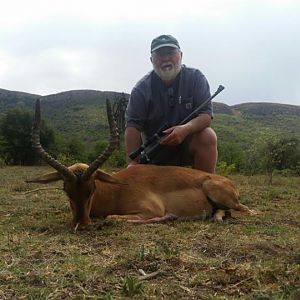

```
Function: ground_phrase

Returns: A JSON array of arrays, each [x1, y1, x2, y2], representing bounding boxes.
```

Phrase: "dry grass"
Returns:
[[0, 166, 299, 299]]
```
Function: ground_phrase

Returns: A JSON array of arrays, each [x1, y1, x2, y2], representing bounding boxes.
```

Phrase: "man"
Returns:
[[125, 34, 217, 173]]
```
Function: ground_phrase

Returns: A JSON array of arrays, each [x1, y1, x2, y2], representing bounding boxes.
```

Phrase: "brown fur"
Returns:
[[28, 163, 257, 228]]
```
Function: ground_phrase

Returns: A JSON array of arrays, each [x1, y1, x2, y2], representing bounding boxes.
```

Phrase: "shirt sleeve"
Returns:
[[125, 87, 147, 131], [193, 71, 212, 117]]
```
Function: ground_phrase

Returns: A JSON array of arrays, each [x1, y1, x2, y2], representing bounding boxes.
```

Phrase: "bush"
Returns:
[[273, 169, 294, 177], [217, 161, 236, 176], [0, 157, 6, 168], [0, 108, 55, 165], [56, 153, 77, 166], [107, 149, 127, 168]]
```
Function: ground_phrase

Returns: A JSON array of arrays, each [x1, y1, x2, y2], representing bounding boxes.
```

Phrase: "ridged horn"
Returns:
[[32, 99, 76, 181], [81, 99, 119, 181]]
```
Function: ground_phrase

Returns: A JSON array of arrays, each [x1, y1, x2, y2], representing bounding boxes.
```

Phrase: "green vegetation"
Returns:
[[212, 113, 300, 176], [0, 108, 55, 165], [0, 89, 299, 176], [0, 166, 299, 299], [122, 275, 145, 297], [0, 90, 299, 298]]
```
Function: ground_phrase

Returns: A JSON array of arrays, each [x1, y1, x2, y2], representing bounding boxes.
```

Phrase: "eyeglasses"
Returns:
[[152, 48, 179, 58]]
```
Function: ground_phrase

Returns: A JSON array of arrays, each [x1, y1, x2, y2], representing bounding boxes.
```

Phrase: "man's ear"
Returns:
[[150, 56, 153, 63], [26, 172, 63, 184]]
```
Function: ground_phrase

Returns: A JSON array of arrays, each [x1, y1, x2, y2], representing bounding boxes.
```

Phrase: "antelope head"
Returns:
[[27, 99, 120, 228]]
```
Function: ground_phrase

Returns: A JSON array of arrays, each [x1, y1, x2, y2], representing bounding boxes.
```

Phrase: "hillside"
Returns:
[[217, 102, 300, 146], [1, 88, 300, 146], [232, 102, 300, 116], [0, 88, 128, 142], [0, 88, 40, 111]]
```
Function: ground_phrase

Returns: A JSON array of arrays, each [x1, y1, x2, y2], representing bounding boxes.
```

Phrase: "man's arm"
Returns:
[[161, 113, 211, 146], [125, 127, 142, 166]]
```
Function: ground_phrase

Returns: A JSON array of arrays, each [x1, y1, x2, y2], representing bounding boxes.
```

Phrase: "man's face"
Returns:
[[151, 47, 182, 84]]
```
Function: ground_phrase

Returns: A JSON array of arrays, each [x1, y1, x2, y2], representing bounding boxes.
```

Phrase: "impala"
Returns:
[[27, 99, 256, 228]]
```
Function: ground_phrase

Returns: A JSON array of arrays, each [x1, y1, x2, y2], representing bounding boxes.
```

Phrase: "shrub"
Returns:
[[217, 161, 236, 176], [56, 153, 77, 166], [0, 157, 6, 168], [122, 276, 144, 297], [107, 149, 127, 168]]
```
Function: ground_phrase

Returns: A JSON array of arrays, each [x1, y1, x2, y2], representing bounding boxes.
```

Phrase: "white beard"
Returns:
[[154, 63, 181, 83]]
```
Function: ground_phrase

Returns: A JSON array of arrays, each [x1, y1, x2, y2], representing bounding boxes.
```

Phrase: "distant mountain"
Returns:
[[232, 102, 300, 116], [212, 102, 235, 115], [3, 88, 299, 115], [0, 88, 40, 111], [0, 88, 125, 113], [0, 88, 128, 142], [1, 88, 299, 146]]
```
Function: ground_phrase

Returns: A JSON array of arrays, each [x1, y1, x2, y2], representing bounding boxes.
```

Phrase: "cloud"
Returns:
[[0, 0, 299, 105]]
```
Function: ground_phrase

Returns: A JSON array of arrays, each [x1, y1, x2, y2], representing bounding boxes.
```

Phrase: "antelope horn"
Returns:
[[32, 99, 76, 181], [82, 99, 119, 181]]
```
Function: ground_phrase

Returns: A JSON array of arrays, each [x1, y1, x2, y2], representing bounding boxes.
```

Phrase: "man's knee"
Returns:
[[190, 127, 217, 149], [189, 127, 218, 172]]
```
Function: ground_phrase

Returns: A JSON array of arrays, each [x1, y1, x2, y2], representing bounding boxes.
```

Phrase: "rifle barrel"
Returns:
[[178, 85, 224, 125]]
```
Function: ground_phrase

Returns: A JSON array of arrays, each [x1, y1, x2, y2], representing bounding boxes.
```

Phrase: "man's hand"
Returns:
[[160, 125, 189, 146], [160, 114, 211, 146]]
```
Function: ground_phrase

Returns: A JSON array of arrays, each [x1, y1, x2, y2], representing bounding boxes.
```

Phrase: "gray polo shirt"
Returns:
[[125, 65, 212, 139]]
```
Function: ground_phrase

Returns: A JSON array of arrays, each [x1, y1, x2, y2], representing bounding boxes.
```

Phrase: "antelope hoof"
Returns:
[[72, 221, 91, 231], [212, 215, 224, 223], [212, 209, 226, 223], [249, 209, 261, 216]]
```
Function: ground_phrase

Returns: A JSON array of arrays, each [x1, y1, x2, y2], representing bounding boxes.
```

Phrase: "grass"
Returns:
[[0, 166, 299, 299]]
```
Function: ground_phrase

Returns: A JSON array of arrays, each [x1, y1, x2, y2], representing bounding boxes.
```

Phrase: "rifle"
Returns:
[[129, 85, 225, 164]]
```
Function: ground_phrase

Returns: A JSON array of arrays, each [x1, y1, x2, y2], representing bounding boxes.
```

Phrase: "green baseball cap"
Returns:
[[151, 34, 180, 53]]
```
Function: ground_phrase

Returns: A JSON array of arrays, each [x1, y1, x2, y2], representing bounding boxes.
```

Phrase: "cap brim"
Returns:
[[151, 44, 179, 53]]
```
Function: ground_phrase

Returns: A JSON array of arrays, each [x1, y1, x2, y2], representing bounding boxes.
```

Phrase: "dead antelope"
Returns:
[[27, 99, 256, 228]]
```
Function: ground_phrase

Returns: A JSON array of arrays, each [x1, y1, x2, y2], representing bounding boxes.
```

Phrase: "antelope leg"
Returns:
[[127, 213, 178, 224]]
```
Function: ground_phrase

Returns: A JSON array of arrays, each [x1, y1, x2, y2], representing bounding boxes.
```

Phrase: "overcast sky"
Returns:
[[0, 0, 299, 105]]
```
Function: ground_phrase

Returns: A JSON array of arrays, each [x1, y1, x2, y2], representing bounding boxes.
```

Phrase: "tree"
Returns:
[[243, 130, 300, 182], [218, 142, 245, 171], [67, 137, 87, 162], [273, 137, 300, 171], [87, 141, 108, 163], [0, 108, 54, 165], [0, 135, 7, 166]]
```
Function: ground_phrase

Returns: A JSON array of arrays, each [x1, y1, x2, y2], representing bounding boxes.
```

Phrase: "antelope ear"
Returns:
[[94, 170, 127, 185], [26, 171, 63, 184]]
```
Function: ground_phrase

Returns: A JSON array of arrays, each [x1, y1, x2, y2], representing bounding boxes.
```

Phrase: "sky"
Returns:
[[0, 0, 300, 106]]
